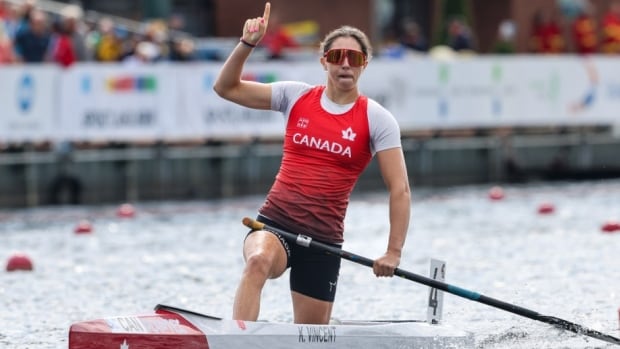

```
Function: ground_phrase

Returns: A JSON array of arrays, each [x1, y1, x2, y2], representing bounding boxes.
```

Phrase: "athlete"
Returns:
[[213, 2, 411, 324]]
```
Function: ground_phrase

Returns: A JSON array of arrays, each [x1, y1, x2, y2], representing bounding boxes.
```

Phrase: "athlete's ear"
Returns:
[[320, 56, 327, 70]]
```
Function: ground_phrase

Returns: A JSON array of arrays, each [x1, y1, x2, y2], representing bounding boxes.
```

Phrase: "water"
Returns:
[[1, 179, 620, 349]]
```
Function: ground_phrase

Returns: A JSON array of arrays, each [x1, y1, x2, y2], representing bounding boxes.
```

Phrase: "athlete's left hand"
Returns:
[[373, 252, 400, 277]]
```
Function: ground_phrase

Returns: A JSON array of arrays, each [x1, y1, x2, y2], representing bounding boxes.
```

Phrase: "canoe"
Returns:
[[68, 304, 475, 349]]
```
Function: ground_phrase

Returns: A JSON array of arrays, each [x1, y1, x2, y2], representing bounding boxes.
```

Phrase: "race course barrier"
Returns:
[[1, 56, 620, 143]]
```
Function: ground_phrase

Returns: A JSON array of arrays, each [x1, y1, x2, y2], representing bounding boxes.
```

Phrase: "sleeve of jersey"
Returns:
[[271, 81, 313, 118], [367, 99, 402, 154]]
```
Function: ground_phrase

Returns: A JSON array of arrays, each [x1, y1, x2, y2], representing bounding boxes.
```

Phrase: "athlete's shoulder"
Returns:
[[271, 81, 316, 114], [366, 97, 397, 121], [272, 81, 314, 95]]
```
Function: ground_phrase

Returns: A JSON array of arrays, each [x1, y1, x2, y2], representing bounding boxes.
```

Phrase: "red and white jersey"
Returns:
[[259, 81, 402, 243]]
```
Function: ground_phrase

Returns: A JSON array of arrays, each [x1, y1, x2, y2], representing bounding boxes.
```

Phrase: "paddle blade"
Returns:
[[242, 217, 265, 230]]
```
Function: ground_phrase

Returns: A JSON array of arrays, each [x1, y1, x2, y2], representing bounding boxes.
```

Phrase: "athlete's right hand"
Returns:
[[242, 2, 270, 46]]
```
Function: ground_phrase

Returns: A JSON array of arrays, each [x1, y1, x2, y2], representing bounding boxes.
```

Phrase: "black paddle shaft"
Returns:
[[242, 217, 620, 346]]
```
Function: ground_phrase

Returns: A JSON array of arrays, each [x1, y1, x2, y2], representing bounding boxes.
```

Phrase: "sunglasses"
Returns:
[[323, 48, 367, 67]]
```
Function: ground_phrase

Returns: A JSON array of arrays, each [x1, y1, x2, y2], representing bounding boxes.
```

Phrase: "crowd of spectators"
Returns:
[[500, 0, 620, 55], [0, 0, 196, 66], [4, 0, 620, 66], [387, 0, 620, 57]]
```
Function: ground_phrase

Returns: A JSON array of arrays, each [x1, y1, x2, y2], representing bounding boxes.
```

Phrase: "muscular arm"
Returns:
[[212, 3, 272, 110], [373, 147, 411, 277]]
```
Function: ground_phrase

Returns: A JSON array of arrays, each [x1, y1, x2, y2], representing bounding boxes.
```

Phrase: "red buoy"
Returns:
[[601, 220, 620, 233], [117, 203, 136, 218], [488, 186, 505, 201], [537, 203, 555, 215], [74, 220, 93, 234], [6, 253, 33, 272]]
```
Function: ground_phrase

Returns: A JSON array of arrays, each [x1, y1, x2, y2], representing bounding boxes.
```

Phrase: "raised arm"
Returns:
[[213, 2, 273, 110]]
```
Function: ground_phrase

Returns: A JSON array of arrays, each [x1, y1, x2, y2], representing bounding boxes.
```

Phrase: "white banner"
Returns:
[[58, 64, 177, 141], [176, 60, 335, 139], [175, 62, 292, 140], [2, 56, 620, 143], [359, 56, 620, 130], [0, 65, 59, 142]]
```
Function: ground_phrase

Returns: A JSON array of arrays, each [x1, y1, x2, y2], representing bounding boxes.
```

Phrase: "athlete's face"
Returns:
[[321, 37, 367, 92]]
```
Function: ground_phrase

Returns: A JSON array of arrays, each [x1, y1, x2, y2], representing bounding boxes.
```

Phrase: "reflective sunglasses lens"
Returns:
[[326, 49, 344, 64], [347, 51, 365, 67]]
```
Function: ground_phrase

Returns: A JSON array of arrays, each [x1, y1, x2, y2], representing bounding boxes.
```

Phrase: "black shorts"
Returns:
[[251, 215, 342, 302]]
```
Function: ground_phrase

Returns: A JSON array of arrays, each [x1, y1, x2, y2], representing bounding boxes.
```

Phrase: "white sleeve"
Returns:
[[367, 98, 402, 154], [270, 81, 313, 119]]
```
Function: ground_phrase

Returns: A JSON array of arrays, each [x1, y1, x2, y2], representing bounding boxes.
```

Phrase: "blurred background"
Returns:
[[2, 0, 620, 207]]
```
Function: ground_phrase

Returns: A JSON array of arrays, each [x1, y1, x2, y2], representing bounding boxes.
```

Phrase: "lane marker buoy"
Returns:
[[488, 186, 505, 201], [537, 203, 555, 215], [601, 220, 620, 233], [117, 203, 136, 218], [6, 253, 33, 272], [74, 220, 93, 234]]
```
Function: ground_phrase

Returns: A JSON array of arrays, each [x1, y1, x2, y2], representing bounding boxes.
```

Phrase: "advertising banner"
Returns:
[[0, 65, 59, 142], [59, 64, 177, 141], [2, 56, 619, 143]]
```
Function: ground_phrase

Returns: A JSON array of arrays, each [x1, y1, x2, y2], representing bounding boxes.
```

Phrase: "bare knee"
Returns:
[[242, 231, 287, 280], [243, 252, 275, 280]]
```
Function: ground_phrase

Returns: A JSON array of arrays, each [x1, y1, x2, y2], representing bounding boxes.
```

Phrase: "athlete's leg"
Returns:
[[233, 230, 288, 321], [289, 245, 341, 324], [292, 291, 334, 324]]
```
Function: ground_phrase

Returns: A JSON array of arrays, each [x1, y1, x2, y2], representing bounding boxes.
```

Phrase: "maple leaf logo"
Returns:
[[341, 127, 356, 141], [297, 117, 309, 128]]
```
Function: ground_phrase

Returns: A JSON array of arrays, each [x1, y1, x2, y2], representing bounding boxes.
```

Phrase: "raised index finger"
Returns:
[[263, 2, 271, 23]]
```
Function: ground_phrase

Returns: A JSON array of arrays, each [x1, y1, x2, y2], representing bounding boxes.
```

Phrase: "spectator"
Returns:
[[169, 37, 195, 61], [2, 2, 20, 40], [93, 17, 123, 62], [13, 9, 50, 63], [259, 11, 297, 59], [398, 18, 428, 52], [601, 0, 620, 54], [0, 19, 15, 63], [48, 16, 77, 67], [14, 0, 37, 35], [572, 1, 598, 54], [118, 31, 140, 61], [491, 20, 516, 54], [447, 17, 475, 52], [46, 5, 88, 67], [58, 5, 87, 61], [141, 19, 168, 59], [123, 40, 159, 65], [529, 9, 565, 53], [0, 0, 6, 19], [166, 13, 195, 61]]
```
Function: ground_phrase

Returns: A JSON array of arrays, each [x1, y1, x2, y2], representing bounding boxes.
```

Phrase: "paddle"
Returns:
[[242, 217, 620, 346]]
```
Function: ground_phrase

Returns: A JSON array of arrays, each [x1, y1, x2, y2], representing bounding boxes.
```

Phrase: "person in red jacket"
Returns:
[[572, 2, 599, 54], [530, 10, 565, 54], [49, 19, 76, 67], [601, 0, 620, 53], [0, 19, 15, 63], [213, 2, 411, 325]]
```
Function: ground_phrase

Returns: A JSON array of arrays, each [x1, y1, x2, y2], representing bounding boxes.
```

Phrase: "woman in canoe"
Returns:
[[213, 2, 411, 324]]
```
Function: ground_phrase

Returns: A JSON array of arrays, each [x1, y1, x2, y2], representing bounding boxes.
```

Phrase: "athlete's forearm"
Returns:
[[386, 184, 411, 256], [213, 43, 253, 98]]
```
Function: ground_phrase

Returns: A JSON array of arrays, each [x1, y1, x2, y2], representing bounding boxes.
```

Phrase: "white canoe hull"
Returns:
[[69, 304, 474, 349]]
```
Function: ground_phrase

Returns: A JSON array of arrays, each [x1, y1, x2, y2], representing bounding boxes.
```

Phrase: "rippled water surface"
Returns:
[[1, 179, 620, 348]]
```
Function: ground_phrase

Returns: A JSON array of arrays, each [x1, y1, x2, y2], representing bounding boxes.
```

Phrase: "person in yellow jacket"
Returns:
[[601, 0, 620, 53]]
